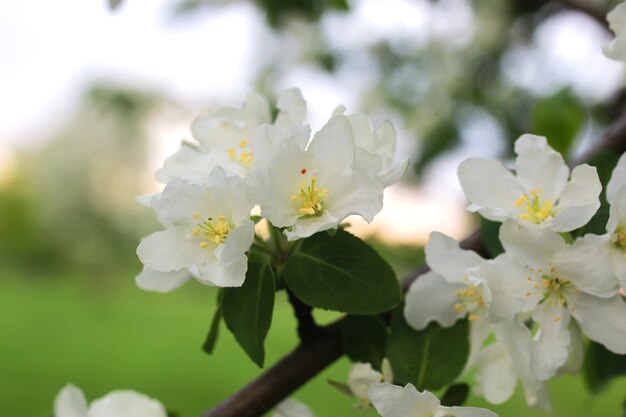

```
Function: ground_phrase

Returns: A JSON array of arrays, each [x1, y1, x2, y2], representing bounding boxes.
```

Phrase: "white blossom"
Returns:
[[368, 383, 498, 417], [249, 114, 385, 240], [348, 360, 394, 406], [458, 134, 601, 232], [136, 167, 255, 290], [479, 220, 626, 381], [54, 384, 167, 417], [273, 399, 316, 417], [604, 2, 626, 62]]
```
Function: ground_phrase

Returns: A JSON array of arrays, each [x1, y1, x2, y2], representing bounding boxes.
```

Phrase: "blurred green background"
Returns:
[[1, 0, 626, 415]]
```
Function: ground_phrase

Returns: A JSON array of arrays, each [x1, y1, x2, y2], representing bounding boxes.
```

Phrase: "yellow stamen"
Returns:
[[239, 139, 248, 148], [515, 195, 527, 208], [292, 175, 329, 218], [193, 214, 232, 248], [227, 148, 236, 161], [515, 189, 554, 224], [200, 241, 209, 249]]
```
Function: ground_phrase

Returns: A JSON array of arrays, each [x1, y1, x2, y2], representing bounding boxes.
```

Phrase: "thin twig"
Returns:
[[201, 112, 626, 417]]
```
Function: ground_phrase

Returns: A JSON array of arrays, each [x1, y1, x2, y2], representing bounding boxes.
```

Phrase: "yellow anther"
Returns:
[[519, 213, 530, 221], [293, 175, 329, 219], [454, 303, 465, 314], [200, 241, 209, 249], [515, 195, 527, 208], [553, 316, 560, 322], [468, 314, 479, 321], [193, 213, 201, 220], [239, 139, 248, 148], [192, 227, 200, 237], [227, 148, 236, 161]]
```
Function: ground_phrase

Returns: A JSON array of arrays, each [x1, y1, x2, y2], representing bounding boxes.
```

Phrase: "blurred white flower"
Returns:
[[458, 134, 601, 232], [368, 383, 498, 417], [604, 2, 626, 62], [137, 167, 255, 290], [249, 114, 384, 240], [348, 359, 394, 406], [273, 399, 316, 417], [54, 384, 166, 417]]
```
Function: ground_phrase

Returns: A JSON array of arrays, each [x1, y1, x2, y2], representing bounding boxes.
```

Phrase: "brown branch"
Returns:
[[200, 112, 626, 417]]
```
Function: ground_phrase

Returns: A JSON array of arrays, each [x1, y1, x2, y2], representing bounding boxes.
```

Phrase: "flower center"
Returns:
[[453, 283, 484, 321], [515, 188, 554, 224], [192, 214, 232, 248], [227, 139, 253, 165], [291, 174, 329, 218]]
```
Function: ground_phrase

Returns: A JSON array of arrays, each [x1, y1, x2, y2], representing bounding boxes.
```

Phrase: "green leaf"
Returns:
[[386, 306, 469, 390], [108, 0, 124, 10], [202, 290, 223, 355], [222, 259, 276, 367], [340, 315, 388, 369], [440, 383, 470, 407], [584, 340, 626, 392], [283, 229, 401, 314], [531, 88, 584, 156], [479, 217, 504, 257]]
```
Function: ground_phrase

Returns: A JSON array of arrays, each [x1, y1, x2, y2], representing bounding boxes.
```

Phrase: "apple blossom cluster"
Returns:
[[135, 88, 409, 292], [405, 135, 626, 409]]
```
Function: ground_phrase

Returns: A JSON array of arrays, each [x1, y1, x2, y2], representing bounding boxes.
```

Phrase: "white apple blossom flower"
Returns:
[[604, 2, 626, 62], [478, 220, 626, 381], [368, 383, 498, 417], [332, 107, 409, 186], [249, 114, 385, 240], [136, 167, 255, 290], [458, 134, 601, 232], [157, 89, 306, 182], [348, 359, 394, 407], [606, 186, 626, 287], [54, 384, 167, 417], [273, 399, 316, 417], [606, 152, 626, 203]]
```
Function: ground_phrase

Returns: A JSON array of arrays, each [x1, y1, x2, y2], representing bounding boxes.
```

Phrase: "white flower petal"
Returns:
[[55, 384, 88, 417], [322, 165, 384, 223], [135, 267, 192, 293], [466, 318, 492, 370], [190, 255, 248, 287], [607, 185, 626, 234], [437, 406, 499, 417], [273, 399, 316, 417], [404, 271, 466, 330], [478, 255, 542, 320], [568, 292, 626, 354], [607, 152, 626, 202], [610, 246, 626, 289], [348, 363, 383, 401], [215, 221, 255, 264], [551, 164, 601, 232], [557, 324, 584, 376], [425, 232, 483, 283], [514, 134, 569, 202], [553, 234, 617, 298], [137, 228, 206, 272], [473, 343, 517, 404], [457, 158, 522, 221], [87, 390, 167, 417], [368, 383, 439, 417], [604, 3, 626, 61], [531, 298, 571, 381], [381, 157, 410, 186], [284, 211, 338, 241], [308, 115, 355, 176], [274, 88, 307, 131], [499, 220, 566, 269]]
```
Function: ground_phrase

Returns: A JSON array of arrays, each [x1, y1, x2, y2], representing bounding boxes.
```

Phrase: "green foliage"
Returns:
[[283, 229, 401, 314], [584, 341, 626, 393], [531, 89, 584, 157], [413, 121, 460, 177], [108, 0, 124, 10], [574, 151, 620, 237], [386, 306, 469, 391], [440, 383, 470, 407], [340, 315, 388, 369], [222, 259, 276, 367], [202, 290, 223, 355]]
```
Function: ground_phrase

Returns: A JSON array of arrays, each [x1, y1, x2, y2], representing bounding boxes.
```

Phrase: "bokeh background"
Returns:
[[1, 0, 626, 416]]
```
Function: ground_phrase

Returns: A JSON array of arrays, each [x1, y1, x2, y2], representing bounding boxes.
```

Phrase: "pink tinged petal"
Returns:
[[553, 234, 618, 298], [425, 232, 483, 283], [479, 255, 542, 320], [137, 228, 206, 272], [457, 158, 523, 221], [607, 151, 626, 202], [436, 406, 499, 417], [568, 292, 626, 354], [514, 134, 569, 202], [273, 399, 316, 417], [492, 321, 550, 410], [135, 267, 192, 293], [55, 384, 88, 417], [308, 115, 355, 175], [87, 390, 167, 417], [368, 383, 440, 417], [607, 186, 626, 234], [499, 220, 567, 269], [214, 221, 255, 264], [473, 343, 517, 404], [531, 298, 571, 381], [551, 164, 601, 232], [190, 255, 248, 287], [404, 271, 467, 330]]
